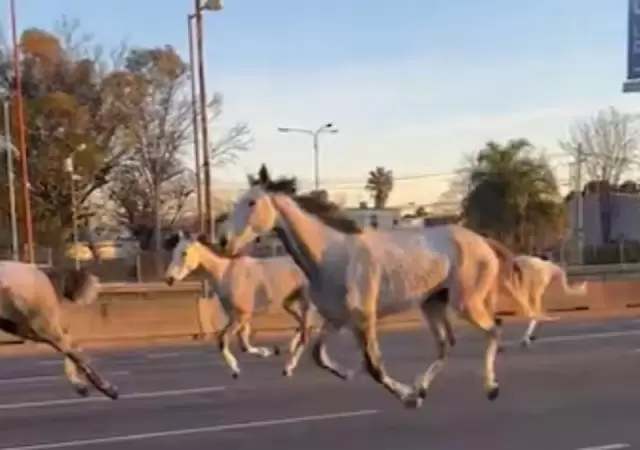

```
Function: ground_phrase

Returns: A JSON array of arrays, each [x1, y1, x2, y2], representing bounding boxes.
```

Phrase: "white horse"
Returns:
[[163, 231, 315, 379], [514, 254, 587, 347], [0, 261, 119, 399], [219, 165, 548, 409]]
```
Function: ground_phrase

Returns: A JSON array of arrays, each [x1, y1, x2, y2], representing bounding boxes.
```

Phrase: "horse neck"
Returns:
[[195, 243, 230, 283], [271, 194, 344, 279]]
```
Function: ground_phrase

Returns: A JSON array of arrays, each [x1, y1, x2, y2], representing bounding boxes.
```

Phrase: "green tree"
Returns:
[[365, 166, 394, 209], [0, 18, 132, 250], [462, 138, 566, 251]]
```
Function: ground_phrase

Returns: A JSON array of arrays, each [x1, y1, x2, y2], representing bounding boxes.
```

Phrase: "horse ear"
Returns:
[[258, 164, 271, 185], [196, 233, 210, 246]]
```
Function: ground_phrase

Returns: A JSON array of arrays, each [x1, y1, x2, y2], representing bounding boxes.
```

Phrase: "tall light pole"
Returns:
[[9, 0, 35, 263], [191, 0, 223, 334], [194, 0, 223, 241], [1, 97, 18, 261], [277, 123, 338, 191], [187, 13, 203, 232]]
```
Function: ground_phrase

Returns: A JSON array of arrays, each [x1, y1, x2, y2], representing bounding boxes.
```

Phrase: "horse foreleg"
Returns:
[[287, 321, 349, 380], [406, 294, 451, 407], [237, 318, 276, 358], [39, 329, 118, 400], [281, 289, 314, 355], [61, 329, 90, 397], [521, 284, 547, 348], [218, 318, 243, 379], [353, 316, 414, 407]]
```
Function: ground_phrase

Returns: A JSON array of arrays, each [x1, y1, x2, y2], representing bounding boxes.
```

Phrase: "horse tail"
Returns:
[[483, 238, 556, 322], [482, 237, 522, 283], [551, 262, 587, 296]]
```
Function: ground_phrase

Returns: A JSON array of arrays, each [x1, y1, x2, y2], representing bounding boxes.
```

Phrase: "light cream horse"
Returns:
[[219, 165, 549, 409], [513, 254, 587, 348], [0, 261, 119, 399], [164, 231, 315, 379]]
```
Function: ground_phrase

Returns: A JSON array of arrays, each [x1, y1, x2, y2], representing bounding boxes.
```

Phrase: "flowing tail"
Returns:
[[551, 263, 587, 296], [483, 238, 557, 322]]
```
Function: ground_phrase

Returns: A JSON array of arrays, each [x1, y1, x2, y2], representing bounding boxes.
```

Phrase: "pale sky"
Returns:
[[6, 0, 639, 208]]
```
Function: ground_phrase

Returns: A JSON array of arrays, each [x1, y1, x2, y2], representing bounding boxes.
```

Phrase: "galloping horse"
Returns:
[[0, 261, 119, 399], [514, 254, 587, 347], [219, 165, 548, 409], [163, 231, 316, 379]]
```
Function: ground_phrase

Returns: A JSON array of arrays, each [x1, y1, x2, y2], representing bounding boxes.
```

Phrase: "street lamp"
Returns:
[[192, 0, 223, 241], [189, 0, 223, 328], [277, 123, 339, 191]]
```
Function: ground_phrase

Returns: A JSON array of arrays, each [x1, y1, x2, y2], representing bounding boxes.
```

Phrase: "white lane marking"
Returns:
[[145, 352, 182, 359], [0, 371, 130, 385], [504, 329, 640, 346], [575, 444, 630, 450], [0, 409, 379, 450], [0, 385, 225, 411]]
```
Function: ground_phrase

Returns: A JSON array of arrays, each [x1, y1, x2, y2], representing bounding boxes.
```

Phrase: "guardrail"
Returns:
[[2, 265, 640, 349]]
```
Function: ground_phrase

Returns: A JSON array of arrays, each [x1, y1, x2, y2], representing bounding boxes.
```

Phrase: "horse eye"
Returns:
[[248, 200, 256, 207]]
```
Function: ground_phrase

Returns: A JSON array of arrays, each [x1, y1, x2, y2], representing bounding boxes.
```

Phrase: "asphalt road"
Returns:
[[0, 318, 640, 450]]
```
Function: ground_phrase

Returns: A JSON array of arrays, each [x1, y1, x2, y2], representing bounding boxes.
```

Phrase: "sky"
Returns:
[[3, 0, 638, 209]]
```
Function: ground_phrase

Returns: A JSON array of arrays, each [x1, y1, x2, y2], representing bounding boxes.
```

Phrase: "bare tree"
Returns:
[[560, 107, 640, 185], [105, 46, 251, 265]]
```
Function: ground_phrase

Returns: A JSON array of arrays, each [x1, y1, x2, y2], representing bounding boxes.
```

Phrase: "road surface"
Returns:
[[0, 317, 639, 450]]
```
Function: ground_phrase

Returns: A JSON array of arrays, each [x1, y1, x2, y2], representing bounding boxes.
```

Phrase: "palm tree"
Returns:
[[462, 138, 566, 251], [365, 166, 394, 209]]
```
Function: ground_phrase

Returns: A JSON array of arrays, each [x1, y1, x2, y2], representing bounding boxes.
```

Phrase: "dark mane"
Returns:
[[44, 267, 97, 303], [256, 166, 362, 234]]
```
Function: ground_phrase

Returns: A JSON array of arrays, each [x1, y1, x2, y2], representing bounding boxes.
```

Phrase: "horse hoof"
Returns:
[[403, 395, 424, 410], [417, 386, 428, 400], [342, 370, 355, 381], [529, 335, 538, 342], [273, 346, 281, 356], [486, 385, 500, 401], [104, 385, 119, 400], [74, 385, 90, 397], [231, 371, 240, 380]]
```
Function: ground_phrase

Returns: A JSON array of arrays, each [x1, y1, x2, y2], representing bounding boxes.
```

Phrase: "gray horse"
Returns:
[[0, 261, 119, 400]]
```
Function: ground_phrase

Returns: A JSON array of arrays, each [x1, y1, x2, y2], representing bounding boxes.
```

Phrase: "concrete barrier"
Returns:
[[3, 274, 640, 349]]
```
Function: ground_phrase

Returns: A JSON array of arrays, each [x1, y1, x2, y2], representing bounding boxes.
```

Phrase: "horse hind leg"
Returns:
[[218, 317, 243, 379], [236, 317, 276, 358]]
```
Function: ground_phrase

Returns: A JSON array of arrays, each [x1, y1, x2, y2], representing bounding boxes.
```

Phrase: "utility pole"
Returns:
[[2, 98, 18, 261], [575, 144, 584, 265]]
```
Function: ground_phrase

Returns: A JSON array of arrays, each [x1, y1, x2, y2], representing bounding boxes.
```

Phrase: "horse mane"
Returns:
[[44, 267, 99, 304], [260, 177, 362, 234], [164, 231, 242, 258]]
